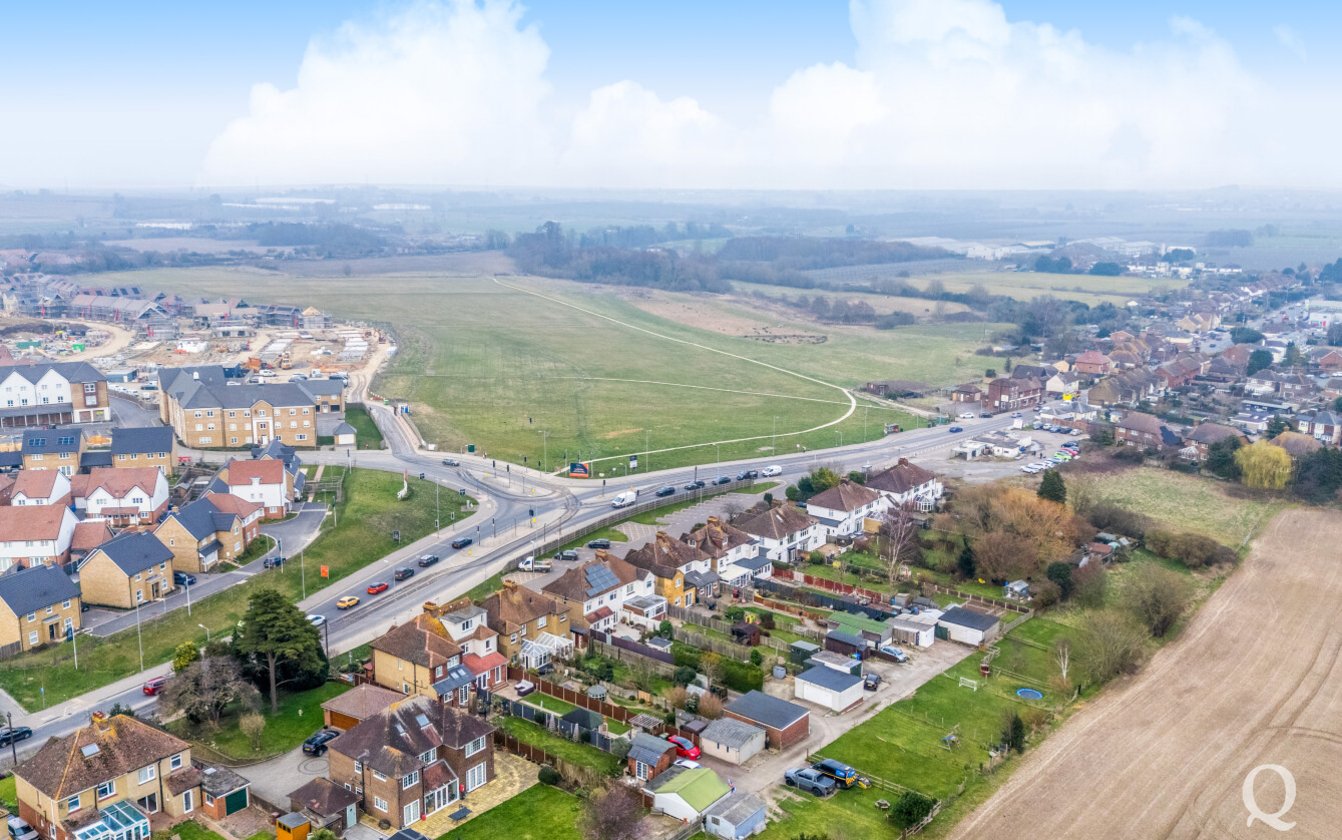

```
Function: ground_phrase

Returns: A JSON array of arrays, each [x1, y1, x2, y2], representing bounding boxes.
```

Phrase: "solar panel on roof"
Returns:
[[583, 565, 620, 597]]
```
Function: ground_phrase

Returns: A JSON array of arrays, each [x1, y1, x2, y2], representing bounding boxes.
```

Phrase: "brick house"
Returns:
[[0, 564, 80, 653], [542, 554, 657, 636], [1073, 350, 1114, 376], [804, 480, 886, 540], [1114, 412, 1170, 449], [622, 533, 712, 608], [370, 612, 464, 700], [1297, 410, 1342, 446], [153, 494, 261, 574], [627, 731, 677, 782], [325, 697, 495, 829], [426, 600, 507, 692], [1183, 423, 1247, 459], [20, 429, 84, 476], [480, 580, 573, 670], [109, 427, 175, 475], [9, 469, 72, 507], [864, 458, 943, 511], [986, 376, 1044, 412], [77, 531, 175, 609], [158, 366, 343, 449]]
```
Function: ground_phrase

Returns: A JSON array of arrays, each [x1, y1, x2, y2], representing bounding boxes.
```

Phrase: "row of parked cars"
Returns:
[[784, 758, 870, 797], [1020, 440, 1081, 473]]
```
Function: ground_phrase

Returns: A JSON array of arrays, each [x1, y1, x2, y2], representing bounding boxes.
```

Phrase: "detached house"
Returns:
[[1183, 423, 1247, 459], [805, 480, 886, 541], [480, 580, 573, 670], [153, 494, 262, 574], [71, 467, 170, 526], [734, 503, 822, 565], [370, 612, 465, 701], [221, 458, 289, 519], [864, 459, 942, 511], [0, 505, 79, 572], [10, 469, 72, 507], [77, 531, 175, 609], [986, 377, 1044, 413], [623, 532, 713, 607], [0, 564, 81, 653], [324, 697, 495, 830]]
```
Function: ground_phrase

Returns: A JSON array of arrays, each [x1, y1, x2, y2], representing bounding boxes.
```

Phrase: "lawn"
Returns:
[[524, 693, 578, 715], [439, 783, 583, 840], [153, 822, 228, 840], [0, 774, 16, 811], [797, 268, 1187, 307], [114, 268, 968, 471], [342, 404, 385, 450], [494, 717, 620, 776], [758, 786, 899, 840], [1074, 467, 1286, 548], [170, 681, 349, 762], [0, 469, 462, 710]]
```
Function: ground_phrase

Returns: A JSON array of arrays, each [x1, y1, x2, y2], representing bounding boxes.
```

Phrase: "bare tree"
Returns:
[[882, 502, 921, 588], [159, 656, 259, 727], [1054, 639, 1071, 684], [699, 652, 724, 693], [240, 712, 266, 752], [721, 500, 744, 522], [581, 785, 644, 840]]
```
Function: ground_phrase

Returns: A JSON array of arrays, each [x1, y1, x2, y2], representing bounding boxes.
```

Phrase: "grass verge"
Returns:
[[169, 681, 349, 763]]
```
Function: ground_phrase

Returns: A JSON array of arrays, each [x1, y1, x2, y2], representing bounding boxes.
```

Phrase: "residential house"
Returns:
[[949, 384, 982, 404], [622, 532, 712, 607], [986, 376, 1044, 412], [1044, 370, 1082, 399], [804, 480, 885, 541], [626, 731, 677, 782], [9, 469, 72, 507], [723, 691, 810, 749], [480, 580, 573, 670], [1183, 423, 1247, 459], [77, 531, 175, 609], [702, 792, 769, 840], [153, 494, 261, 574], [1086, 370, 1165, 408], [220, 458, 290, 519], [1114, 412, 1172, 449], [1314, 348, 1342, 373], [698, 717, 766, 766], [425, 599, 507, 692], [643, 767, 730, 824], [1298, 410, 1342, 446], [250, 439, 306, 502], [542, 553, 657, 635], [158, 365, 342, 449], [0, 360, 110, 429], [1245, 370, 1281, 398], [864, 458, 943, 511], [683, 516, 757, 579], [20, 429, 84, 476], [109, 427, 175, 474], [1073, 350, 1113, 376], [71, 467, 170, 526], [287, 778, 360, 837], [0, 564, 80, 653], [15, 712, 198, 840], [1156, 354, 1205, 389], [1271, 431, 1323, 461], [0, 505, 79, 572], [322, 684, 404, 732], [325, 696, 495, 829], [69, 521, 113, 568], [1010, 364, 1052, 381], [733, 503, 822, 565], [369, 611, 465, 701]]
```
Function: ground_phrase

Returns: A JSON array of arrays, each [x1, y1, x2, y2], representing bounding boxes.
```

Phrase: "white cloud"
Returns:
[[1273, 24, 1308, 62], [199, 0, 1342, 191]]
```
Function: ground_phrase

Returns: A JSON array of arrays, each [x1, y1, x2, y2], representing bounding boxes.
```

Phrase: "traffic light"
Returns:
[[529, 508, 535, 517]]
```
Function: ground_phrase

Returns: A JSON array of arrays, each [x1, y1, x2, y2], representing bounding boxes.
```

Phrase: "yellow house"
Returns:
[[77, 532, 175, 610], [621, 532, 711, 608], [369, 612, 463, 697], [481, 580, 574, 669], [0, 564, 81, 653]]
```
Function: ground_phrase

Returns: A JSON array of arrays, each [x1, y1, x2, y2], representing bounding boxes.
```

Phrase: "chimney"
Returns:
[[90, 710, 111, 731], [706, 516, 720, 527], [594, 549, 611, 562], [897, 458, 909, 466]]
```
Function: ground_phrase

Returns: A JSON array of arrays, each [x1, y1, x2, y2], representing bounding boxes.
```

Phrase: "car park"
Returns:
[[367, 581, 390, 595], [587, 538, 612, 549], [555, 549, 579, 562], [417, 554, 440, 567], [8, 818, 38, 840], [307, 614, 327, 627], [0, 726, 33, 747], [784, 767, 837, 797], [302, 728, 340, 756], [666, 734, 701, 760], [655, 485, 676, 497], [336, 595, 360, 609], [393, 567, 415, 581], [142, 676, 168, 696], [812, 758, 870, 789], [173, 571, 197, 587], [760, 465, 782, 477], [451, 537, 473, 549]]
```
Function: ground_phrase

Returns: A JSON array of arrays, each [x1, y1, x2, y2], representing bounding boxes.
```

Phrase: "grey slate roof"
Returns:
[[628, 731, 675, 766], [0, 564, 79, 617], [166, 497, 234, 541], [111, 426, 173, 456], [430, 665, 474, 697], [702, 791, 767, 826], [22, 429, 82, 455], [737, 553, 772, 572], [938, 606, 1001, 632], [700, 717, 764, 750], [797, 665, 863, 692], [0, 360, 103, 385], [159, 365, 325, 411], [80, 451, 113, 469], [724, 690, 808, 730], [86, 531, 174, 576]]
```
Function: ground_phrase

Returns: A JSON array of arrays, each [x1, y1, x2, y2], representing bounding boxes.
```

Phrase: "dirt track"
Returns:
[[954, 509, 1342, 840]]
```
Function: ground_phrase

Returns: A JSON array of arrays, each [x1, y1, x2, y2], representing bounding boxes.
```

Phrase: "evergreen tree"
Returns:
[[956, 539, 976, 580], [233, 589, 327, 713], [1038, 469, 1067, 504]]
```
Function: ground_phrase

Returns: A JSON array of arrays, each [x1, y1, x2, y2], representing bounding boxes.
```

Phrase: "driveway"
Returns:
[[240, 744, 332, 807], [263, 504, 329, 558]]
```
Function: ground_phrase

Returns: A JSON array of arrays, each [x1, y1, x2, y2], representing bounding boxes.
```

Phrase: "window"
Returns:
[[403, 801, 420, 825], [25, 612, 35, 622], [420, 749, 435, 765], [465, 736, 486, 757], [138, 765, 157, 784], [353, 761, 362, 774], [457, 686, 469, 705], [372, 797, 387, 813], [28, 631, 38, 646], [84, 383, 97, 394], [402, 770, 420, 789], [635, 761, 651, 780], [170, 753, 183, 770], [97, 781, 115, 799], [45, 605, 53, 615], [371, 770, 387, 782], [67, 794, 81, 813], [465, 762, 487, 792], [537, 615, 547, 629], [204, 792, 214, 806], [296, 434, 307, 441]]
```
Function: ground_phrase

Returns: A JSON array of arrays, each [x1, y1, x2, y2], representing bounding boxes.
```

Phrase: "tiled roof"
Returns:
[[110, 426, 173, 457], [83, 531, 173, 576], [71, 521, 114, 553], [684, 517, 755, 559], [370, 613, 462, 670], [225, 458, 285, 487], [0, 564, 79, 616], [482, 583, 561, 634], [0, 504, 71, 542], [289, 777, 359, 816], [624, 532, 708, 578], [328, 695, 493, 776], [806, 480, 881, 513], [864, 459, 937, 496], [11, 469, 65, 501], [321, 683, 403, 722], [735, 504, 817, 541], [16, 714, 188, 799], [71, 467, 162, 501]]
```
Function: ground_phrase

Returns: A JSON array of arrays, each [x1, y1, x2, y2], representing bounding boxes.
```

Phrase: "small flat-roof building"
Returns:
[[794, 665, 865, 712], [937, 605, 1002, 646], [703, 791, 768, 840], [723, 690, 809, 749]]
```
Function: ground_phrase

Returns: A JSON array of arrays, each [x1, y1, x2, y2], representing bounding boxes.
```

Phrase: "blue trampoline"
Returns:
[[1016, 687, 1044, 700]]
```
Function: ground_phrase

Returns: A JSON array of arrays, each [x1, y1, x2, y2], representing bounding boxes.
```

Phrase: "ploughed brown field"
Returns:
[[954, 508, 1342, 840]]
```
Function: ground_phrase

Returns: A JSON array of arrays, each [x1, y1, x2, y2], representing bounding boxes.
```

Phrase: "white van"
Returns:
[[610, 490, 639, 508]]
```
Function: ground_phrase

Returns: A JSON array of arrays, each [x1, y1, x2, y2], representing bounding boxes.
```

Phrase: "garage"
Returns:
[[699, 718, 766, 766], [794, 665, 864, 712], [936, 605, 1002, 646]]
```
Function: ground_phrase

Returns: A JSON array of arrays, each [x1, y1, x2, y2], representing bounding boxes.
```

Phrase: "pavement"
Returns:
[[243, 744, 333, 806]]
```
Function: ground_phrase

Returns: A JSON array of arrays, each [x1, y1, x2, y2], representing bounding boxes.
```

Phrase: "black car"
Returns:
[[0, 726, 32, 746], [441, 458, 460, 466], [713, 476, 732, 485], [745, 469, 760, 479], [655, 485, 676, 497], [263, 556, 286, 569], [173, 571, 197, 587], [587, 538, 611, 549], [301, 728, 340, 756], [393, 567, 415, 582], [683, 480, 706, 490], [451, 537, 473, 550], [417, 554, 441, 568], [554, 549, 579, 562], [735, 471, 750, 481]]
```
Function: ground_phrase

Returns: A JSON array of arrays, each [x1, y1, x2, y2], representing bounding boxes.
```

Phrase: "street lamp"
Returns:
[[198, 623, 211, 644], [134, 600, 144, 672]]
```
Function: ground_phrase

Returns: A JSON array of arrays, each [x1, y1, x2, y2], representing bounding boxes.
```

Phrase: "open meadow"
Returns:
[[104, 266, 1002, 470], [803, 266, 1185, 306]]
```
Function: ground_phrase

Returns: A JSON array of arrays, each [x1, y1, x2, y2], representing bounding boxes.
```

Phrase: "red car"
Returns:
[[142, 676, 168, 696], [367, 581, 390, 595], [666, 734, 700, 760]]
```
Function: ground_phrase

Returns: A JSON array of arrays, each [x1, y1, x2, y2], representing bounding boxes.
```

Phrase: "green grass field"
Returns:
[[494, 717, 620, 776], [341, 404, 385, 450], [758, 786, 896, 840], [0, 470, 462, 710], [170, 680, 349, 762], [100, 267, 985, 471], [152, 821, 229, 840], [800, 267, 1186, 306], [439, 784, 583, 840]]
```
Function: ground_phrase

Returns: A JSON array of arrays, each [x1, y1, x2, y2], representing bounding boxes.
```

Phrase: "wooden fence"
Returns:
[[667, 605, 809, 652], [506, 665, 636, 723], [492, 731, 610, 789]]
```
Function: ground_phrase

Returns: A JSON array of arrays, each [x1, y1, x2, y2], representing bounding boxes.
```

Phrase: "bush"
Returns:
[[697, 693, 724, 719], [808, 550, 828, 565], [1084, 502, 1153, 541], [723, 606, 746, 622], [720, 659, 764, 693], [538, 765, 563, 786], [672, 666, 698, 686], [1145, 529, 1236, 568], [1031, 578, 1062, 608], [749, 648, 764, 667], [889, 791, 937, 828], [1111, 447, 1145, 463]]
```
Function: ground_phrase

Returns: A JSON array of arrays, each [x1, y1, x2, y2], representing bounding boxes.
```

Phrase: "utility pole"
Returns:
[[70, 625, 78, 670], [134, 600, 144, 672], [5, 712, 16, 764], [301, 550, 306, 599], [184, 579, 191, 617], [644, 429, 650, 472]]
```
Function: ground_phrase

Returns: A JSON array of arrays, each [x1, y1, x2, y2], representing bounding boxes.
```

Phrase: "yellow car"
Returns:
[[336, 595, 360, 610]]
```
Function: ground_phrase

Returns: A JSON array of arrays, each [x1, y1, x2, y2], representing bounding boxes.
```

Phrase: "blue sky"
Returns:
[[1, 1, 1338, 189]]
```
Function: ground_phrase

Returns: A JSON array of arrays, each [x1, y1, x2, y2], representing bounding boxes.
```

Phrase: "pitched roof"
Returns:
[[328, 695, 493, 776], [71, 467, 162, 501], [225, 458, 285, 486], [724, 690, 809, 730], [21, 429, 82, 455], [1271, 431, 1323, 458], [16, 714, 188, 799], [700, 717, 765, 750], [797, 664, 863, 692], [734, 504, 817, 541], [320, 683, 403, 723], [71, 521, 113, 554], [628, 731, 676, 765], [0, 505, 72, 542], [1115, 411, 1165, 436], [543, 554, 646, 602], [289, 777, 359, 817], [1186, 423, 1242, 445], [84, 531, 173, 576], [623, 532, 709, 578], [650, 767, 731, 811], [702, 791, 767, 826], [11, 469, 66, 500], [0, 564, 79, 616], [370, 613, 462, 670], [806, 480, 881, 513], [110, 426, 173, 456], [160, 496, 233, 541], [683, 516, 755, 559], [939, 605, 1001, 632], [201, 492, 262, 520], [864, 459, 937, 496], [481, 582, 562, 635]]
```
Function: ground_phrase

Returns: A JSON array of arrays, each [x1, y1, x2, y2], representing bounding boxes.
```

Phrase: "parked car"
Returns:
[[712, 475, 732, 485], [142, 676, 168, 696], [863, 673, 881, 691], [812, 758, 870, 789], [784, 767, 837, 797], [263, 556, 286, 569], [173, 571, 197, 587], [336, 595, 360, 609], [367, 581, 390, 595], [451, 537, 473, 550], [417, 554, 441, 568], [879, 644, 909, 663], [760, 465, 782, 477], [393, 567, 415, 582], [441, 458, 460, 466], [306, 614, 327, 627], [1011, 411, 1022, 418], [674, 759, 701, 769], [979, 411, 993, 418], [948, 426, 963, 433], [0, 726, 33, 747], [554, 549, 580, 562], [515, 679, 536, 696], [1020, 464, 1040, 474], [735, 470, 751, 481], [666, 734, 701, 760], [8, 818, 38, 840], [655, 485, 676, 497], [302, 728, 340, 756], [587, 538, 612, 549], [683, 479, 706, 490]]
